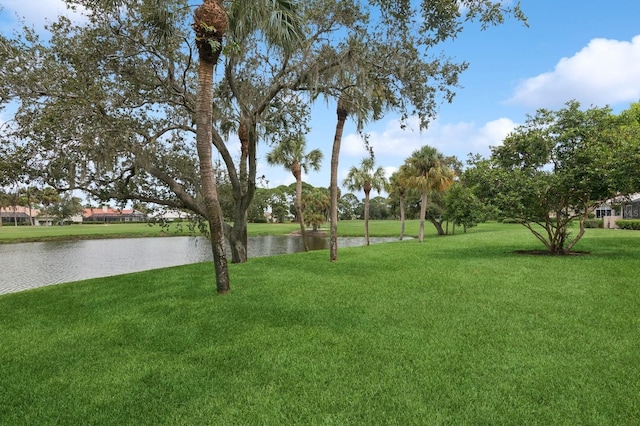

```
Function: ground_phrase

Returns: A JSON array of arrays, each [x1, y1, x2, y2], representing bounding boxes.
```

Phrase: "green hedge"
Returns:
[[584, 219, 603, 228], [615, 220, 640, 230], [498, 218, 522, 224]]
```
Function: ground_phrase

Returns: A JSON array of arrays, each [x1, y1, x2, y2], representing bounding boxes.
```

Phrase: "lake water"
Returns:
[[0, 235, 401, 294]]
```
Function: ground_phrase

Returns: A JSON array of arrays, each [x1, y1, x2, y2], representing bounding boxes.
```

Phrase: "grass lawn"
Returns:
[[0, 219, 419, 243], [1, 223, 639, 424], [0, 222, 199, 243], [245, 219, 423, 238]]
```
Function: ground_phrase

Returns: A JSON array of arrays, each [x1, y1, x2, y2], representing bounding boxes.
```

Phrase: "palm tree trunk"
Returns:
[[196, 59, 230, 294], [294, 172, 309, 252], [194, 0, 230, 293], [418, 190, 428, 242], [399, 195, 405, 240], [27, 192, 34, 226], [364, 190, 370, 246], [330, 95, 348, 262]]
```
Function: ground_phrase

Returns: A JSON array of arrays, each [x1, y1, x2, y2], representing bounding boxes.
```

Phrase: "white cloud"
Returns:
[[342, 115, 517, 162], [383, 166, 398, 179], [342, 116, 425, 159], [1, 0, 86, 31], [508, 35, 640, 108]]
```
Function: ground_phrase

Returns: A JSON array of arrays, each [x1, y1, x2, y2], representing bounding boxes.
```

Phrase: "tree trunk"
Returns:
[[364, 189, 371, 246], [224, 182, 251, 264], [27, 198, 34, 226], [194, 0, 230, 293], [196, 59, 230, 293], [227, 211, 248, 264], [399, 195, 405, 240], [418, 190, 428, 242], [223, 118, 257, 264], [429, 218, 445, 236], [330, 95, 348, 262], [293, 164, 309, 252], [565, 212, 587, 254]]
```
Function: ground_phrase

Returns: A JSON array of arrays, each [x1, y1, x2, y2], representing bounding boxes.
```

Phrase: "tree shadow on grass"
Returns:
[[513, 250, 591, 256]]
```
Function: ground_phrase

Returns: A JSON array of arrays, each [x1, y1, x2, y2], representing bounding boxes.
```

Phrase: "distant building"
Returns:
[[0, 206, 35, 225], [83, 206, 146, 223], [597, 194, 640, 228], [152, 209, 186, 222]]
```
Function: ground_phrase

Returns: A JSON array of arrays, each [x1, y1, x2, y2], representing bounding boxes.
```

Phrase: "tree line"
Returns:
[[0, 187, 83, 226], [1, 0, 527, 292], [257, 100, 640, 259]]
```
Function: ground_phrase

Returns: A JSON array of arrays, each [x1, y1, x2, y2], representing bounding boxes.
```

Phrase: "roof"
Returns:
[[83, 207, 144, 218], [0, 206, 41, 217]]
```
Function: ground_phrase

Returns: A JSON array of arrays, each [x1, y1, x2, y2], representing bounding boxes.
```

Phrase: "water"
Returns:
[[0, 235, 401, 294]]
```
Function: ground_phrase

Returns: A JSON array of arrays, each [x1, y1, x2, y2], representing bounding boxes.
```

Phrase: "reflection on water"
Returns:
[[0, 235, 401, 294]]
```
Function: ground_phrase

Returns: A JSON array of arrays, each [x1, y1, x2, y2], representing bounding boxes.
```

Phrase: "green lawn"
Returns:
[[1, 223, 639, 424], [0, 222, 198, 243], [245, 219, 423, 238], [0, 219, 421, 243]]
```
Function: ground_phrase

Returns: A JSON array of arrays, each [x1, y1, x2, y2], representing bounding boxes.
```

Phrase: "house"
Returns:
[[0, 206, 35, 225], [83, 206, 146, 223], [597, 193, 640, 229], [1, 206, 77, 226], [152, 209, 186, 222], [622, 196, 640, 219]]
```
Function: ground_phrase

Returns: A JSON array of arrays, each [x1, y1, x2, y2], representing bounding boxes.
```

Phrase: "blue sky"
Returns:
[[2, 0, 640, 198]]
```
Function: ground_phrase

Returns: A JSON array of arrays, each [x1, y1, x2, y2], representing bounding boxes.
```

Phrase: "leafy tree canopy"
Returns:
[[472, 100, 640, 254], [1, 0, 526, 260]]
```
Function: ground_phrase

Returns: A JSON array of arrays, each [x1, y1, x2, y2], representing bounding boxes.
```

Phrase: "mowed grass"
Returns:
[[246, 219, 424, 237], [0, 222, 198, 243], [1, 224, 639, 424], [0, 219, 418, 242]]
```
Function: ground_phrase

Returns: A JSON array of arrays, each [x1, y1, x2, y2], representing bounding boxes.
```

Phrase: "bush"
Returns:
[[584, 219, 603, 228], [499, 218, 522, 224], [615, 220, 640, 230]]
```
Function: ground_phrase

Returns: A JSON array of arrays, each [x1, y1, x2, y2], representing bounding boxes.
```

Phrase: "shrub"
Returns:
[[584, 219, 603, 228], [615, 220, 640, 230], [499, 218, 522, 224]]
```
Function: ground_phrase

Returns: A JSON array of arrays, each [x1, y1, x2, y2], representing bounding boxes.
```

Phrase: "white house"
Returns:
[[597, 193, 640, 229]]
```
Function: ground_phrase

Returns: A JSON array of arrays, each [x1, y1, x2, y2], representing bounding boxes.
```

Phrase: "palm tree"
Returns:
[[404, 146, 455, 242], [343, 157, 387, 246], [18, 186, 39, 226], [327, 77, 391, 260], [39, 187, 60, 209], [303, 188, 331, 232], [387, 166, 411, 240], [267, 134, 323, 251], [192, 0, 302, 293], [193, 0, 231, 294], [329, 93, 350, 261]]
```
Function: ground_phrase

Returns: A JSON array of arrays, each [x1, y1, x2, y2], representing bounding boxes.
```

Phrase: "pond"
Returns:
[[0, 235, 401, 294]]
